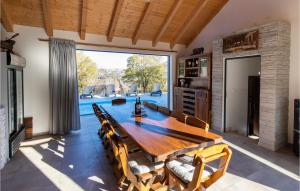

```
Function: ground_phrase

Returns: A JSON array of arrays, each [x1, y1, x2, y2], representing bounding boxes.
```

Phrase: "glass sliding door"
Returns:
[[7, 68, 24, 136], [76, 50, 170, 115], [16, 70, 24, 132], [7, 69, 16, 135]]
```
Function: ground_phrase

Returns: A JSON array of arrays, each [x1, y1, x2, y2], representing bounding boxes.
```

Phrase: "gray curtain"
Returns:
[[49, 38, 80, 134]]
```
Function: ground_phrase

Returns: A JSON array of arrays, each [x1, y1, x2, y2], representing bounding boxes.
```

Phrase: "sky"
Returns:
[[77, 50, 132, 70], [77, 50, 168, 70]]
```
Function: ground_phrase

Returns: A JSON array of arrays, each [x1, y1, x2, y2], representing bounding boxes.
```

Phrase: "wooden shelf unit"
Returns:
[[174, 53, 212, 124], [176, 53, 212, 89]]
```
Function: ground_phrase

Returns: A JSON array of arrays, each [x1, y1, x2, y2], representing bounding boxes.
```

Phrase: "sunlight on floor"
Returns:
[[40, 143, 64, 158], [220, 172, 281, 191], [223, 140, 300, 181], [248, 135, 259, 140], [20, 147, 85, 191], [20, 137, 53, 146], [88, 176, 104, 184]]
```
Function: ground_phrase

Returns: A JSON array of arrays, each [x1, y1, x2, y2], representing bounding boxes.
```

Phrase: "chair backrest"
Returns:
[[189, 144, 232, 190], [143, 101, 151, 107], [157, 106, 170, 115], [110, 132, 128, 176], [171, 111, 187, 123], [92, 103, 100, 113], [112, 98, 126, 105], [144, 102, 158, 110], [186, 116, 209, 131]]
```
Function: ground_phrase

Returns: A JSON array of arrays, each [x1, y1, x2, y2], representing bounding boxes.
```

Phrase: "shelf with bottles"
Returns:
[[176, 53, 212, 89], [185, 57, 200, 69]]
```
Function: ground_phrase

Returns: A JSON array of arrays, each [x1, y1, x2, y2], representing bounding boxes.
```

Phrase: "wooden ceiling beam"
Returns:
[[170, 0, 209, 49], [132, 0, 155, 45], [107, 0, 125, 42], [0, 1, 13, 32], [41, 0, 53, 37], [152, 0, 183, 47], [80, 0, 88, 40]]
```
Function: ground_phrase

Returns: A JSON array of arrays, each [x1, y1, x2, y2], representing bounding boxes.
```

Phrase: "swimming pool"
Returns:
[[79, 99, 157, 115]]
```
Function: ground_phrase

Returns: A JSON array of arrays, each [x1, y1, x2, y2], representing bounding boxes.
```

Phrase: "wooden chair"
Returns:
[[92, 103, 108, 138], [186, 116, 209, 132], [112, 98, 126, 105], [170, 111, 187, 123], [92, 103, 100, 113], [157, 106, 171, 116], [94, 104, 128, 139], [166, 144, 232, 191], [144, 101, 158, 110], [110, 133, 166, 190], [103, 121, 140, 154]]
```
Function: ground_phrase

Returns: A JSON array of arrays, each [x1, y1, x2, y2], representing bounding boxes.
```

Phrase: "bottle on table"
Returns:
[[135, 96, 141, 115]]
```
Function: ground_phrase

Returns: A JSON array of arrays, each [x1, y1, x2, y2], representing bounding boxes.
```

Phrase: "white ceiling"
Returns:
[[184, 0, 299, 54]]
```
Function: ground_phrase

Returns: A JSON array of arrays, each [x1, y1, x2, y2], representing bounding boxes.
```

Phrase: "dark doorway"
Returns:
[[247, 76, 260, 136], [224, 55, 261, 138]]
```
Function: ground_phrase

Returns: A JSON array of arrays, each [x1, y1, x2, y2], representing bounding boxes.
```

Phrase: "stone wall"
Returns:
[[212, 21, 290, 151], [0, 106, 9, 169]]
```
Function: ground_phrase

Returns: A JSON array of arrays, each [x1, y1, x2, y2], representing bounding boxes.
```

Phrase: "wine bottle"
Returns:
[[135, 96, 141, 115]]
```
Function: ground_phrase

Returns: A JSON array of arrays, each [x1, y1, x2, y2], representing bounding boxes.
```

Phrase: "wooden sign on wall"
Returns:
[[223, 30, 259, 53]]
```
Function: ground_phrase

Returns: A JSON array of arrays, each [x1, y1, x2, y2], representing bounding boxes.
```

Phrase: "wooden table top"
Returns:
[[101, 103, 223, 162]]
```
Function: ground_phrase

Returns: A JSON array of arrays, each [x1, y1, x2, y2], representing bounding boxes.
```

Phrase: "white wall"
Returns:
[[6, 25, 184, 135], [182, 0, 299, 144], [225, 57, 261, 135]]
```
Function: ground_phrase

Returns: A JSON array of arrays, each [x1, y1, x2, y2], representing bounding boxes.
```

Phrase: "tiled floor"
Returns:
[[1, 115, 299, 191]]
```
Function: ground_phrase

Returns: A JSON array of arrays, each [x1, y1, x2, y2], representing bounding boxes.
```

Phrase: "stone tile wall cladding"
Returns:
[[0, 106, 9, 169], [212, 21, 290, 151]]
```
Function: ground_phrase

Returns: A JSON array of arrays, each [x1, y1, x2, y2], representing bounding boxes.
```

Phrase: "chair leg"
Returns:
[[117, 175, 126, 187], [127, 183, 134, 191], [143, 176, 156, 191]]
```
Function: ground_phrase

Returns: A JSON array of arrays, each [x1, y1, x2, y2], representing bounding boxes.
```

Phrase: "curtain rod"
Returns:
[[38, 38, 177, 53]]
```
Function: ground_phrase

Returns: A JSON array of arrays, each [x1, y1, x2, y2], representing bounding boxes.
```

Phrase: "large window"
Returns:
[[77, 50, 170, 115]]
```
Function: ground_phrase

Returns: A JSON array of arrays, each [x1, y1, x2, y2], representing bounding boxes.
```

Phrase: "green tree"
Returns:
[[76, 52, 97, 93], [122, 55, 167, 93]]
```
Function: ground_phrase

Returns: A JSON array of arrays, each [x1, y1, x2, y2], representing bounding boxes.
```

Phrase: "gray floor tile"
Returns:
[[1, 115, 299, 191]]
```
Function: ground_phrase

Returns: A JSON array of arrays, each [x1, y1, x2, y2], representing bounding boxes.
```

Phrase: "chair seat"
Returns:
[[166, 155, 214, 184], [128, 151, 164, 175]]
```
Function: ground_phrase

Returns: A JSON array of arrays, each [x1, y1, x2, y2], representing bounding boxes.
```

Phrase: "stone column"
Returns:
[[211, 21, 290, 151]]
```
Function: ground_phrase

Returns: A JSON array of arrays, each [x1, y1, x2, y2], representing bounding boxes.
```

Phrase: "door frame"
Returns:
[[223, 55, 261, 133]]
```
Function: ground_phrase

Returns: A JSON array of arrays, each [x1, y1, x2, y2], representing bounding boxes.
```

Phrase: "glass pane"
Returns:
[[16, 70, 23, 131], [178, 62, 185, 77], [200, 58, 208, 77], [76, 51, 170, 115], [8, 70, 16, 135]]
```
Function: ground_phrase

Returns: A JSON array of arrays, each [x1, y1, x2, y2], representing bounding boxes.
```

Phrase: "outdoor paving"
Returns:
[[1, 115, 299, 191]]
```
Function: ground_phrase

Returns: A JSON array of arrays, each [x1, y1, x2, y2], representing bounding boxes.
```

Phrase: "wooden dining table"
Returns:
[[101, 103, 223, 162]]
